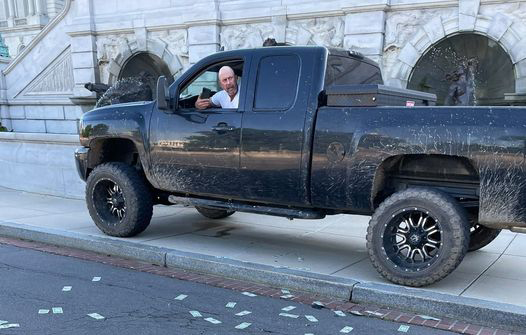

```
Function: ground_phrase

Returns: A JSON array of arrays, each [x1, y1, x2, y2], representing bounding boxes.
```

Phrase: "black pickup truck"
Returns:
[[75, 46, 526, 287]]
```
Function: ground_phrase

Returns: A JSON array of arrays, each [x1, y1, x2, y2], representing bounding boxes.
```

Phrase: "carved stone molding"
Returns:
[[220, 23, 274, 50], [286, 17, 344, 48], [17, 47, 74, 98], [220, 17, 344, 51]]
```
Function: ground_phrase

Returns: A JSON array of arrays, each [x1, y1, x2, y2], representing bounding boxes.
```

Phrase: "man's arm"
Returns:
[[195, 92, 222, 109]]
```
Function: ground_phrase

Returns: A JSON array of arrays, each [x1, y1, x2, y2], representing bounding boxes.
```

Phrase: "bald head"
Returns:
[[218, 66, 238, 99], [219, 66, 235, 78]]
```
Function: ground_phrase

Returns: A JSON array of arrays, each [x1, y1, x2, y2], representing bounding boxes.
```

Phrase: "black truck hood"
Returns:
[[79, 101, 155, 146]]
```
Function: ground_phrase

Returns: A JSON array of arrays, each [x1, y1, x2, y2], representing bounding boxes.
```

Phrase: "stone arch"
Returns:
[[107, 37, 183, 86], [389, 13, 526, 94]]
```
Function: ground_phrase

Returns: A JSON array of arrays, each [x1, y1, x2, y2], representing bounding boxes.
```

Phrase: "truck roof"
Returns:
[[206, 45, 379, 68]]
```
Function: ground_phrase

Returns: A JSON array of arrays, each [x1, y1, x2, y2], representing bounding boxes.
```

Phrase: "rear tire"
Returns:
[[86, 162, 153, 237], [366, 188, 470, 287], [195, 206, 235, 219]]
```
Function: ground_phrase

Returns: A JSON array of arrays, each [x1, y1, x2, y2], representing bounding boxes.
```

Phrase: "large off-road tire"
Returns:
[[195, 206, 235, 219], [86, 162, 153, 237], [468, 221, 501, 252], [366, 188, 470, 287]]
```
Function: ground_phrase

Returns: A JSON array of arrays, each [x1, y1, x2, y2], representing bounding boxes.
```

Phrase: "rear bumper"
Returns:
[[74, 147, 90, 181]]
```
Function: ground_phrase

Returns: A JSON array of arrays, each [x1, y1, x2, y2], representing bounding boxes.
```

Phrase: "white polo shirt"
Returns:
[[210, 87, 239, 108]]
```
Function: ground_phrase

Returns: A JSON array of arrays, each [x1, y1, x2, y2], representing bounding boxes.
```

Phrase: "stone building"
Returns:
[[0, 1, 66, 57], [0, 0, 525, 197]]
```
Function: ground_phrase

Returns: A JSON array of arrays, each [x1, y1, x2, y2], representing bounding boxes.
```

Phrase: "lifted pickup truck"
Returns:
[[75, 46, 526, 287]]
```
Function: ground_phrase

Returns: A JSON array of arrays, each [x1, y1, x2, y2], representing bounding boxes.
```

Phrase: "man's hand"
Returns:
[[195, 98, 212, 110]]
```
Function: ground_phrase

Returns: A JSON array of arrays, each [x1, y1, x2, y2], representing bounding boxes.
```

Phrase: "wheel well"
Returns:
[[372, 154, 480, 209], [87, 138, 140, 175]]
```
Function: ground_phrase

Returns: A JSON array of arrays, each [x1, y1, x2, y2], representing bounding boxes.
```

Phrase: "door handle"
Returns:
[[212, 122, 235, 133]]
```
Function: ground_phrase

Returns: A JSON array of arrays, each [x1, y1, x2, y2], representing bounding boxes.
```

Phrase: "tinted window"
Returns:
[[325, 55, 383, 87], [254, 55, 300, 110]]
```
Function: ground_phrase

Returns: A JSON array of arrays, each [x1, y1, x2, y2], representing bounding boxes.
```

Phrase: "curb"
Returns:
[[0, 221, 355, 300], [165, 251, 356, 300], [352, 282, 526, 332], [1, 220, 525, 332], [0, 221, 167, 265]]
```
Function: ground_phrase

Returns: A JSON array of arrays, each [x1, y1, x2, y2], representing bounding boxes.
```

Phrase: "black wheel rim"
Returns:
[[470, 223, 483, 235], [382, 208, 443, 272], [92, 178, 126, 224]]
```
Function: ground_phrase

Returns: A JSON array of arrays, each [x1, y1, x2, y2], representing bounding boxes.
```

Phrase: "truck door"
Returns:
[[239, 50, 316, 205], [149, 58, 248, 197]]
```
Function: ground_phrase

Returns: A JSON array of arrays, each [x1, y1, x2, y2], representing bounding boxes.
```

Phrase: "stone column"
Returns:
[[271, 6, 287, 44], [66, 0, 98, 104], [28, 0, 48, 25], [186, 1, 221, 65], [0, 59, 10, 131], [187, 25, 220, 64], [34, 0, 43, 14], [7, 0, 15, 26], [344, 8, 387, 67], [27, 0, 35, 16]]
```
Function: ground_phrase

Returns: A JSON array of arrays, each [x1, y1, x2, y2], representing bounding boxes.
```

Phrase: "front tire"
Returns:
[[86, 162, 153, 237], [366, 188, 470, 287]]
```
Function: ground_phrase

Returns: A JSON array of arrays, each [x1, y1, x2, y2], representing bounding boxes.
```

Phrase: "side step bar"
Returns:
[[511, 227, 526, 234], [168, 195, 325, 220]]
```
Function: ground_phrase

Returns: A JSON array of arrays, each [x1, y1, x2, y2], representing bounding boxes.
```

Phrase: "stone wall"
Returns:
[[0, 132, 83, 198]]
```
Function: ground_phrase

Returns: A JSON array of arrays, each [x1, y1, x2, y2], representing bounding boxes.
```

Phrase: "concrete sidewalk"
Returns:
[[1, 186, 525, 331]]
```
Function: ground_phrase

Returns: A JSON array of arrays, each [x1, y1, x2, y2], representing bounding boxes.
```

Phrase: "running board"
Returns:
[[168, 195, 325, 220], [511, 227, 526, 234]]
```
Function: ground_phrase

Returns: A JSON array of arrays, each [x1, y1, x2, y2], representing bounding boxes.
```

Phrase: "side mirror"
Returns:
[[156, 76, 170, 110]]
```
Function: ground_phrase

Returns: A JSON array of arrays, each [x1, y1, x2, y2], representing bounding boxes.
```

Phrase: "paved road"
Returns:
[[0, 243, 455, 335]]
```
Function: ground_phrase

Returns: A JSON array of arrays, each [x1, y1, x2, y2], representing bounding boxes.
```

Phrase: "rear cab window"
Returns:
[[324, 54, 383, 88]]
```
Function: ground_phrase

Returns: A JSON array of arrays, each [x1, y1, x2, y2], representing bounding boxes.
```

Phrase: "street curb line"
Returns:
[[0, 221, 355, 299], [165, 251, 356, 300], [352, 282, 526, 332], [0, 221, 167, 266]]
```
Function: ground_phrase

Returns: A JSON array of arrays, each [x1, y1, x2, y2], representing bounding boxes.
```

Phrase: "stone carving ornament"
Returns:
[[286, 17, 344, 48], [150, 29, 188, 65], [96, 34, 134, 66], [220, 17, 343, 50], [221, 23, 274, 50], [384, 9, 454, 50]]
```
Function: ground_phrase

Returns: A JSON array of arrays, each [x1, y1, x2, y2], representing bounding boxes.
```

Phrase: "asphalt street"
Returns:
[[0, 243, 459, 335]]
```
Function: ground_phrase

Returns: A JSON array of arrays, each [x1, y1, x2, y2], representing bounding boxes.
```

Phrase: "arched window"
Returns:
[[118, 52, 173, 96], [408, 34, 514, 106]]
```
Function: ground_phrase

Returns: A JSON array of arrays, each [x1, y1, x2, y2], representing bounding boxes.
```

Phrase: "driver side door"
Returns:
[[149, 58, 248, 198]]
